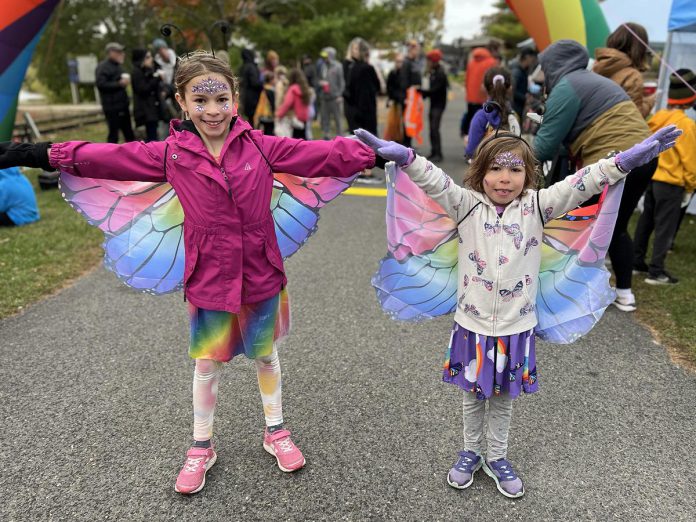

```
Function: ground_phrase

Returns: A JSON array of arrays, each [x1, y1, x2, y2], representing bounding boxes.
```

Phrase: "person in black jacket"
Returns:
[[95, 42, 135, 143], [420, 49, 449, 161], [131, 48, 165, 142], [398, 40, 422, 146], [510, 48, 537, 125], [238, 48, 263, 124]]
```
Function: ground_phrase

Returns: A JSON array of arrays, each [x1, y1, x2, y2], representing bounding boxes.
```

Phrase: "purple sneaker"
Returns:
[[447, 450, 482, 489], [483, 458, 524, 498]]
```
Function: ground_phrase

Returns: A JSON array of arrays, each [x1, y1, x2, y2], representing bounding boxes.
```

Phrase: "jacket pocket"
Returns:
[[183, 243, 199, 286]]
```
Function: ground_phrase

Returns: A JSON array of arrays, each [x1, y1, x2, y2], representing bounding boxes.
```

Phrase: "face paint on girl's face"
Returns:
[[482, 149, 528, 206], [176, 73, 236, 143], [191, 77, 229, 95]]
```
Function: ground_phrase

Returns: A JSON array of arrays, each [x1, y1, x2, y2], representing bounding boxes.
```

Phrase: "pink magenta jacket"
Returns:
[[276, 84, 310, 122], [49, 117, 375, 312]]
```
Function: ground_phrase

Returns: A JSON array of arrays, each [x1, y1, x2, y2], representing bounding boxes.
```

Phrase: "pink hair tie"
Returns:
[[493, 74, 505, 85]]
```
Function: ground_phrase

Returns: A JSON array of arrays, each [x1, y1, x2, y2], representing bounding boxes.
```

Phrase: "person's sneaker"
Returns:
[[357, 175, 383, 185], [645, 272, 679, 285], [447, 450, 482, 490], [174, 446, 217, 495], [632, 261, 649, 275], [263, 428, 305, 472], [483, 458, 524, 498], [611, 294, 637, 312]]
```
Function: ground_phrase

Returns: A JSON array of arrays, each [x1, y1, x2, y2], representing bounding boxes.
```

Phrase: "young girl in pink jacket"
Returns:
[[2, 51, 374, 495]]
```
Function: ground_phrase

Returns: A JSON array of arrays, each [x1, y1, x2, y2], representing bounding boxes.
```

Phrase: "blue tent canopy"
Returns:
[[669, 0, 696, 32]]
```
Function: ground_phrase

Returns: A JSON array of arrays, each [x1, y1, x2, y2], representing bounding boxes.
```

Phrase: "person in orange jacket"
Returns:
[[462, 46, 498, 138]]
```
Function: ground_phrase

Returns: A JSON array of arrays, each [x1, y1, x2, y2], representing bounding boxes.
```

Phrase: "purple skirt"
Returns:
[[443, 322, 538, 400]]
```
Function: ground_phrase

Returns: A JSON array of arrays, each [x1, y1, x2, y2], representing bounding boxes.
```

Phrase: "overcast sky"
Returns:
[[442, 0, 671, 44]]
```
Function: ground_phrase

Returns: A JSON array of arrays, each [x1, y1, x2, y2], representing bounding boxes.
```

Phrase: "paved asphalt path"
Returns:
[[2, 92, 695, 521]]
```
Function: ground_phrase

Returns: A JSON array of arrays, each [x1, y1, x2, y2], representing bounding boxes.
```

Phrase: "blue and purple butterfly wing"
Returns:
[[60, 173, 185, 294], [536, 182, 624, 343], [372, 163, 459, 321], [271, 172, 358, 259]]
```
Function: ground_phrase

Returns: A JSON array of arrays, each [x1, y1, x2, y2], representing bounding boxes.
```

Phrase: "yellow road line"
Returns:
[[344, 186, 387, 197]]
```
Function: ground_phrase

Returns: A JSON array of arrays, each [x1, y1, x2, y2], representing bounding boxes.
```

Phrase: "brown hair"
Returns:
[[287, 68, 312, 105], [465, 135, 540, 194], [483, 66, 513, 126], [606, 23, 650, 71], [174, 51, 239, 99]]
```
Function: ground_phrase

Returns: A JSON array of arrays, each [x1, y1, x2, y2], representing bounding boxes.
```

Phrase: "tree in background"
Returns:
[[29, 0, 444, 102]]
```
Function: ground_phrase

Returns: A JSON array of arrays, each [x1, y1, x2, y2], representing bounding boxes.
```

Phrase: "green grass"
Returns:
[[0, 122, 109, 318], [629, 212, 696, 367]]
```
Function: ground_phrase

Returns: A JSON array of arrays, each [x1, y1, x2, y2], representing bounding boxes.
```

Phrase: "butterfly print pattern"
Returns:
[[484, 221, 501, 236], [503, 223, 523, 249], [499, 281, 523, 302], [524, 237, 539, 256], [568, 167, 591, 191], [468, 251, 487, 275], [499, 255, 509, 265], [543, 206, 553, 222], [472, 276, 493, 291], [519, 302, 536, 316], [523, 203, 535, 215], [525, 275, 533, 286], [462, 303, 481, 316]]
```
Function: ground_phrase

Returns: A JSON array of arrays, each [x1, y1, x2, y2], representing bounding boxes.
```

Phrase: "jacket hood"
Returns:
[[593, 47, 632, 78], [471, 47, 493, 61], [241, 48, 256, 63], [539, 39, 589, 92]]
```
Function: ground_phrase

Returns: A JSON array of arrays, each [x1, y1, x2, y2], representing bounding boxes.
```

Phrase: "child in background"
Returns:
[[465, 67, 520, 159], [633, 69, 696, 285], [0, 51, 375, 495], [355, 124, 679, 498]]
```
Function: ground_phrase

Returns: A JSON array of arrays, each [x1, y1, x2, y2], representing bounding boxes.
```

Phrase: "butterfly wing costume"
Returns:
[[372, 163, 623, 344], [59, 172, 357, 294]]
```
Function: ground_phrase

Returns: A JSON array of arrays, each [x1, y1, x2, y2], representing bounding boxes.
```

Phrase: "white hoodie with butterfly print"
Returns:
[[401, 154, 626, 336]]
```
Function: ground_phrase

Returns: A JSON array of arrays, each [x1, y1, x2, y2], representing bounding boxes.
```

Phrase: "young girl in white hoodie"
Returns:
[[355, 126, 679, 499]]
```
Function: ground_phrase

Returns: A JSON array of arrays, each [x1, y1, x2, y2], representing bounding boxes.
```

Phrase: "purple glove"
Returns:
[[615, 125, 682, 172], [354, 129, 414, 167]]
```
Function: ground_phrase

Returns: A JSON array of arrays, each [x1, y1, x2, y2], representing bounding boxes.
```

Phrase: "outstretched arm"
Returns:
[[0, 142, 53, 171], [355, 129, 476, 221], [253, 131, 375, 178], [539, 125, 682, 220], [48, 141, 168, 182]]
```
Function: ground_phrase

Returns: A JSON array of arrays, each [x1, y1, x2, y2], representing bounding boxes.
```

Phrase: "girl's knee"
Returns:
[[195, 358, 223, 376]]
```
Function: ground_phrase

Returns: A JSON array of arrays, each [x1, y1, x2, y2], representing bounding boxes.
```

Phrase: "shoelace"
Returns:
[[276, 437, 294, 453], [184, 456, 204, 473]]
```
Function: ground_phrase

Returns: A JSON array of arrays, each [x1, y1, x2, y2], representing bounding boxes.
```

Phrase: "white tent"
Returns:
[[656, 0, 696, 110]]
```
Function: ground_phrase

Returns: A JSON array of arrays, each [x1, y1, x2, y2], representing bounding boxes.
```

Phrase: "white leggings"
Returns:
[[462, 392, 514, 461], [192, 347, 283, 441]]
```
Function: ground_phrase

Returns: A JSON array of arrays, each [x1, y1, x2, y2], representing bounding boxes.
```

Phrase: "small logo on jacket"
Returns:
[[244, 162, 252, 171]]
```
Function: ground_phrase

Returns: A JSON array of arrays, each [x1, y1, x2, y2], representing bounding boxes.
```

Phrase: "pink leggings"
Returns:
[[192, 347, 283, 441]]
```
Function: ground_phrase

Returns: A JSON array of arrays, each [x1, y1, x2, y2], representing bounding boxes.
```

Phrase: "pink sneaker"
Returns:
[[263, 428, 306, 472], [174, 446, 217, 494]]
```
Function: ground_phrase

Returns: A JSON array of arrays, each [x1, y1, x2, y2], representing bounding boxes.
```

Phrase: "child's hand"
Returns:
[[354, 129, 413, 166], [615, 125, 682, 172]]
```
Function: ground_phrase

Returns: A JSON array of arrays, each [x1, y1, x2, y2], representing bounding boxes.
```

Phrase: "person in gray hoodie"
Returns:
[[534, 39, 654, 312], [318, 47, 345, 139]]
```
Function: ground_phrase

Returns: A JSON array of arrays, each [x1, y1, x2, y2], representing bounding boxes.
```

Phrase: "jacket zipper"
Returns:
[[220, 167, 233, 198], [491, 210, 502, 337]]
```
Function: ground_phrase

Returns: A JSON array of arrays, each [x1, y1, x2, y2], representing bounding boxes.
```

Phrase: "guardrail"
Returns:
[[13, 110, 104, 141]]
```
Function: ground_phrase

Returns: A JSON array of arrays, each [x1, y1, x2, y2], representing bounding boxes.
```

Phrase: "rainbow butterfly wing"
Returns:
[[372, 163, 458, 320], [60, 173, 185, 294], [535, 182, 624, 343], [271, 172, 358, 258], [60, 169, 358, 294]]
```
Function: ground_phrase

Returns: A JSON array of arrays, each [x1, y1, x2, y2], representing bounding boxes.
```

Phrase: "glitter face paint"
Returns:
[[191, 77, 229, 95], [492, 151, 525, 169], [221, 102, 230, 112], [195, 105, 204, 112]]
